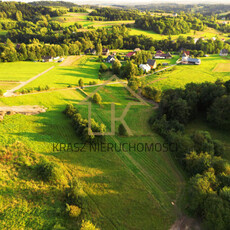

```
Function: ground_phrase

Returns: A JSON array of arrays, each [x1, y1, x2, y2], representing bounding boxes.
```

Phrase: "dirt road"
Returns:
[[3, 66, 55, 97]]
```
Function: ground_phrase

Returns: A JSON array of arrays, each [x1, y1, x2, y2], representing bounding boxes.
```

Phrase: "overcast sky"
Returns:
[[3, 0, 230, 4]]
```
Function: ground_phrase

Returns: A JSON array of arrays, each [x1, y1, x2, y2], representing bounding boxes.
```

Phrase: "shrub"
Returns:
[[99, 63, 108, 73], [35, 158, 66, 184], [118, 124, 127, 136], [80, 220, 99, 230], [92, 93, 102, 104], [79, 79, 84, 87], [67, 204, 81, 218], [0, 89, 4, 96], [65, 178, 84, 208]]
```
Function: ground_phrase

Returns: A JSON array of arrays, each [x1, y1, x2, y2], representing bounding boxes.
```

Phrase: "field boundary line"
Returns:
[[3, 66, 55, 97]]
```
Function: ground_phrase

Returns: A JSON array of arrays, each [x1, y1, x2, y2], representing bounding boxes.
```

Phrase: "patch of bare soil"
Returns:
[[170, 216, 202, 230], [59, 55, 81, 66], [0, 105, 46, 121]]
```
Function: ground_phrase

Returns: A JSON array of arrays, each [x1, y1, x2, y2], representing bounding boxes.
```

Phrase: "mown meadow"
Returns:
[[142, 55, 230, 91], [0, 61, 54, 81], [0, 84, 184, 229], [20, 56, 101, 90]]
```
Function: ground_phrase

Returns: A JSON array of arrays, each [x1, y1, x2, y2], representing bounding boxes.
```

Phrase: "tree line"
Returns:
[[1, 24, 229, 63], [64, 104, 106, 143], [0, 1, 66, 22], [88, 8, 139, 21], [135, 15, 205, 35]]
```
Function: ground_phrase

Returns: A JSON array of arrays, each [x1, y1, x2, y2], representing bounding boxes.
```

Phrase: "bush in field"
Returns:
[[118, 124, 127, 136], [0, 89, 3, 96], [35, 158, 66, 184], [89, 81, 97, 85], [78, 79, 84, 87], [64, 104, 106, 143], [92, 93, 102, 104], [63, 104, 77, 117], [141, 86, 161, 102], [128, 77, 140, 91], [99, 63, 108, 73], [66, 204, 81, 218], [65, 178, 84, 208], [80, 220, 99, 230], [112, 59, 121, 75]]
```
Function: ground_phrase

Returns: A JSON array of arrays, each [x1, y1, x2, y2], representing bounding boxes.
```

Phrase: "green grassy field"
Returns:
[[0, 61, 54, 82], [129, 27, 229, 40], [142, 55, 230, 91], [52, 12, 135, 28], [0, 82, 19, 91], [0, 85, 184, 229], [21, 56, 101, 90]]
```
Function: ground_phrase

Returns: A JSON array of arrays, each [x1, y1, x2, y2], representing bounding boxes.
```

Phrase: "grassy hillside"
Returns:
[[0, 86, 184, 229], [142, 55, 230, 91], [52, 12, 135, 28], [0, 62, 54, 82], [0, 141, 83, 230], [129, 27, 229, 40], [21, 56, 101, 90]]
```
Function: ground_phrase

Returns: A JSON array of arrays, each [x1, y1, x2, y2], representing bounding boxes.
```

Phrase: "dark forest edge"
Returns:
[[150, 79, 230, 229]]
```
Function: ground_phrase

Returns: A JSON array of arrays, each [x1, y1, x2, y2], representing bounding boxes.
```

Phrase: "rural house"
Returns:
[[220, 49, 228, 56], [106, 55, 116, 63], [154, 52, 172, 59], [139, 64, 151, 73], [42, 56, 53, 62], [181, 55, 201, 65], [102, 48, 110, 56], [147, 59, 157, 69], [126, 52, 136, 58], [134, 48, 141, 52]]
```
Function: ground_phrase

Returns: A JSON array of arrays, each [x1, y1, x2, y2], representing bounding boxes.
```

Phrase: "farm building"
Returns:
[[106, 55, 116, 63], [102, 48, 110, 56], [139, 64, 151, 73], [42, 56, 53, 62], [126, 52, 136, 58], [181, 56, 201, 65], [147, 59, 157, 69], [154, 52, 172, 59], [134, 48, 141, 52], [220, 49, 228, 56]]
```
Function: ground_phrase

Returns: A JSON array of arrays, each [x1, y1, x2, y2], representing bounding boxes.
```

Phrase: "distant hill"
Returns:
[[29, 1, 78, 7]]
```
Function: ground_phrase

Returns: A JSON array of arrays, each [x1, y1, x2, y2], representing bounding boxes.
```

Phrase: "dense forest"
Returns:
[[0, 1, 66, 21], [134, 3, 230, 15], [1, 22, 228, 63], [135, 15, 205, 35], [29, 1, 78, 7], [151, 80, 230, 229], [88, 8, 139, 21]]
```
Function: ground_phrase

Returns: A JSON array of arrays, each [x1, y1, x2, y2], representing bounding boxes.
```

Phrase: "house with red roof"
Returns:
[[126, 52, 136, 58]]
